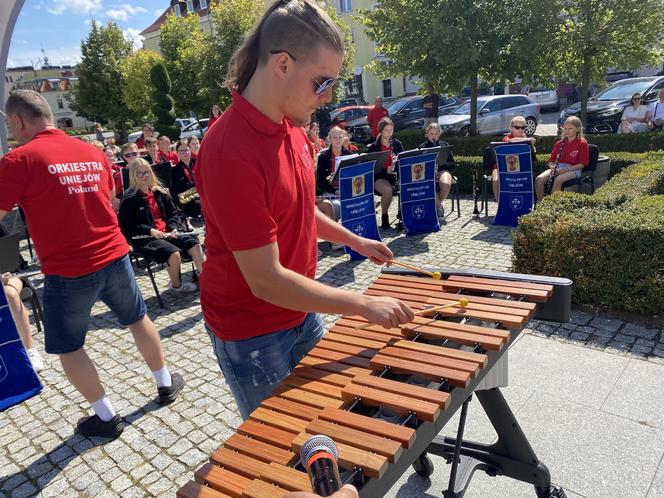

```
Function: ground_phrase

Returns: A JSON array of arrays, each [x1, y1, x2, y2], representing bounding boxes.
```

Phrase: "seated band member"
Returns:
[[187, 135, 201, 159], [315, 126, 351, 222], [342, 130, 358, 151], [487, 116, 537, 202], [306, 121, 326, 155], [144, 136, 163, 165], [2, 273, 44, 371], [158, 135, 179, 166], [118, 158, 205, 293], [367, 117, 404, 229], [171, 140, 202, 219], [535, 116, 588, 201], [418, 122, 456, 219], [135, 123, 155, 149]]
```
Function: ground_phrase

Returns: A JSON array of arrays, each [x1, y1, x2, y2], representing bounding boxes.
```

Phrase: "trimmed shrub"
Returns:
[[150, 62, 178, 140], [393, 129, 664, 157], [513, 151, 664, 314]]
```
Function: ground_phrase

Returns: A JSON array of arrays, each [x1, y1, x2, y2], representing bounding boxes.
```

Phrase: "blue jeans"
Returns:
[[207, 313, 325, 420], [43, 255, 147, 354]]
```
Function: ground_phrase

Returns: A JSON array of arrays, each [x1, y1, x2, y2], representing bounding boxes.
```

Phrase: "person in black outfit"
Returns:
[[422, 86, 440, 128], [316, 126, 352, 223], [418, 122, 455, 218], [171, 140, 202, 219], [118, 158, 205, 293], [367, 117, 404, 229]]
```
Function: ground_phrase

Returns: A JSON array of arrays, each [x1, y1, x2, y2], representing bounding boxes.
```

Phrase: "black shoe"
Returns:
[[156, 372, 185, 405], [76, 414, 124, 439], [381, 214, 390, 230]]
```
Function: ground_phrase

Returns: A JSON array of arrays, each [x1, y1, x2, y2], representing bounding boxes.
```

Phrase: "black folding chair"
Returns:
[[561, 144, 600, 194], [0, 232, 44, 332]]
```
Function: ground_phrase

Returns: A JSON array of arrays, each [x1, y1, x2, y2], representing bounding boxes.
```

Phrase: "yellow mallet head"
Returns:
[[459, 297, 469, 308], [432, 271, 442, 280]]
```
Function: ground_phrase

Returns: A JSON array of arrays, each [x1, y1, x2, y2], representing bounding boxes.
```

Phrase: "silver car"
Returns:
[[438, 95, 541, 136]]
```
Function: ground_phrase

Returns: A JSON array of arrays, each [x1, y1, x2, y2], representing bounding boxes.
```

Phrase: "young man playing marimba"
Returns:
[[196, 0, 414, 420]]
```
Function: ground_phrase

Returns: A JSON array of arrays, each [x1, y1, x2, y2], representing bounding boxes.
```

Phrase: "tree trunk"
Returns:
[[580, 57, 591, 130], [470, 72, 478, 135]]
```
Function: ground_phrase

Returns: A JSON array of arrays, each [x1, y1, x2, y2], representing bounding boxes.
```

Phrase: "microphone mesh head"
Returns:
[[300, 434, 339, 467]]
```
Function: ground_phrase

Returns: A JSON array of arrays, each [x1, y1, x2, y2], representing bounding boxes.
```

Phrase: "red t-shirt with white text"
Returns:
[[196, 92, 318, 341], [0, 129, 129, 276], [548, 137, 589, 166]]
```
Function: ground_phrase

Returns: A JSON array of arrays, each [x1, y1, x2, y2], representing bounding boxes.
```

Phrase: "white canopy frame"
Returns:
[[1, 0, 27, 153]]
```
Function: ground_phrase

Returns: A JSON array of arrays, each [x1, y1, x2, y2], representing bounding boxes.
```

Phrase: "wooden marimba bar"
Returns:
[[177, 271, 567, 498]]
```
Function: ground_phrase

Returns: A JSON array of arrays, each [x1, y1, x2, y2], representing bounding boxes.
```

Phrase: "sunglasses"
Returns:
[[511, 125, 526, 130], [270, 50, 339, 96], [124, 151, 138, 158]]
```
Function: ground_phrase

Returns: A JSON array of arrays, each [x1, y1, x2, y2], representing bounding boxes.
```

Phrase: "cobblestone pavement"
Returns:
[[1, 199, 661, 498]]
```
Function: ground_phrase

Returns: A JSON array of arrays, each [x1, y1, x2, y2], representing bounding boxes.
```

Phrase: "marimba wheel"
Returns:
[[412, 452, 434, 478]]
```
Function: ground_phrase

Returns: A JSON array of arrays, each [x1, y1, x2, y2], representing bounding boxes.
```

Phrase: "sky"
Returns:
[[7, 0, 169, 68]]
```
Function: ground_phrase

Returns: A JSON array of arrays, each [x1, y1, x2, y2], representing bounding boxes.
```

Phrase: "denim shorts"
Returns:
[[207, 313, 325, 420], [43, 254, 147, 354]]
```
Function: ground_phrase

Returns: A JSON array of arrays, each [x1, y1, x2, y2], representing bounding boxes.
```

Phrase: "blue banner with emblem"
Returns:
[[493, 143, 534, 227], [398, 152, 440, 236], [339, 160, 381, 260], [0, 286, 42, 411]]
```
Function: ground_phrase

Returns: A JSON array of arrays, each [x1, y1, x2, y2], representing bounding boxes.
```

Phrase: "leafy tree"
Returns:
[[69, 21, 133, 125], [120, 49, 164, 122], [209, 0, 263, 109], [150, 62, 179, 140], [358, 0, 559, 134], [325, 6, 356, 104], [159, 12, 218, 116], [553, 0, 664, 125]]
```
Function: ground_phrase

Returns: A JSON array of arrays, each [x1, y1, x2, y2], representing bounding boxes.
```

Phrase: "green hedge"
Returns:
[[512, 151, 664, 314], [392, 129, 664, 157]]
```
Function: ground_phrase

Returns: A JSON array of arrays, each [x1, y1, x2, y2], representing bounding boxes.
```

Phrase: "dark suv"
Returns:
[[558, 76, 664, 134], [347, 95, 463, 143]]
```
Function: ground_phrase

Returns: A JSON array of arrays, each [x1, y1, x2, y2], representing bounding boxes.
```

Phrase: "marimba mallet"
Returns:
[[415, 298, 469, 316], [389, 260, 442, 280], [357, 298, 469, 329]]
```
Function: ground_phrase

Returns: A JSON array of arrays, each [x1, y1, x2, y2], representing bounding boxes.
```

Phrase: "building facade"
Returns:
[[141, 0, 213, 52], [14, 76, 94, 130], [333, 0, 419, 103]]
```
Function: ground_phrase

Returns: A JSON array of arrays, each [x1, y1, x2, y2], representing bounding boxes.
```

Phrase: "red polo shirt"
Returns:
[[196, 91, 318, 341], [548, 137, 589, 166], [159, 150, 179, 166], [367, 106, 389, 138], [0, 129, 129, 276]]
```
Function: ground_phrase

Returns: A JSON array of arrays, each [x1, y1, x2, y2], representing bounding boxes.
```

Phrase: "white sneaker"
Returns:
[[436, 207, 445, 219], [168, 281, 198, 292], [27, 348, 44, 372]]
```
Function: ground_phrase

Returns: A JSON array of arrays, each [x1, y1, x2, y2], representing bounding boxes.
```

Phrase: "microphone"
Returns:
[[300, 435, 343, 496]]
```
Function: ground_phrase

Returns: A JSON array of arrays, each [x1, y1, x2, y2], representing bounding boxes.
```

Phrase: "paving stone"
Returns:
[[177, 448, 207, 467], [569, 311, 593, 325], [72, 470, 97, 491], [570, 332, 590, 341], [11, 481, 38, 498], [613, 334, 636, 344], [109, 474, 132, 493], [1, 474, 27, 492], [589, 317, 623, 332], [146, 478, 173, 496], [622, 323, 659, 340]]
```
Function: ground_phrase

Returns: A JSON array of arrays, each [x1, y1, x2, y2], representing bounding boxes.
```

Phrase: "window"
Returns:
[[338, 0, 352, 13], [186, 0, 194, 12], [482, 99, 503, 113], [173, 4, 182, 16], [403, 98, 422, 113], [57, 98, 64, 110], [502, 96, 528, 109], [382, 79, 392, 98], [199, 0, 208, 8]]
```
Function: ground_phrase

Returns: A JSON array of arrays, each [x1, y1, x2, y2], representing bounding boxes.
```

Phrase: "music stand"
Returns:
[[330, 150, 391, 185], [151, 161, 173, 188], [399, 145, 452, 167]]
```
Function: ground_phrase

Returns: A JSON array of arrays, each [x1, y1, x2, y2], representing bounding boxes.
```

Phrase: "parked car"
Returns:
[[329, 106, 372, 129], [126, 118, 199, 143], [523, 85, 560, 111], [438, 95, 541, 136], [331, 97, 366, 109], [346, 95, 464, 143], [179, 118, 210, 140], [558, 76, 664, 134]]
